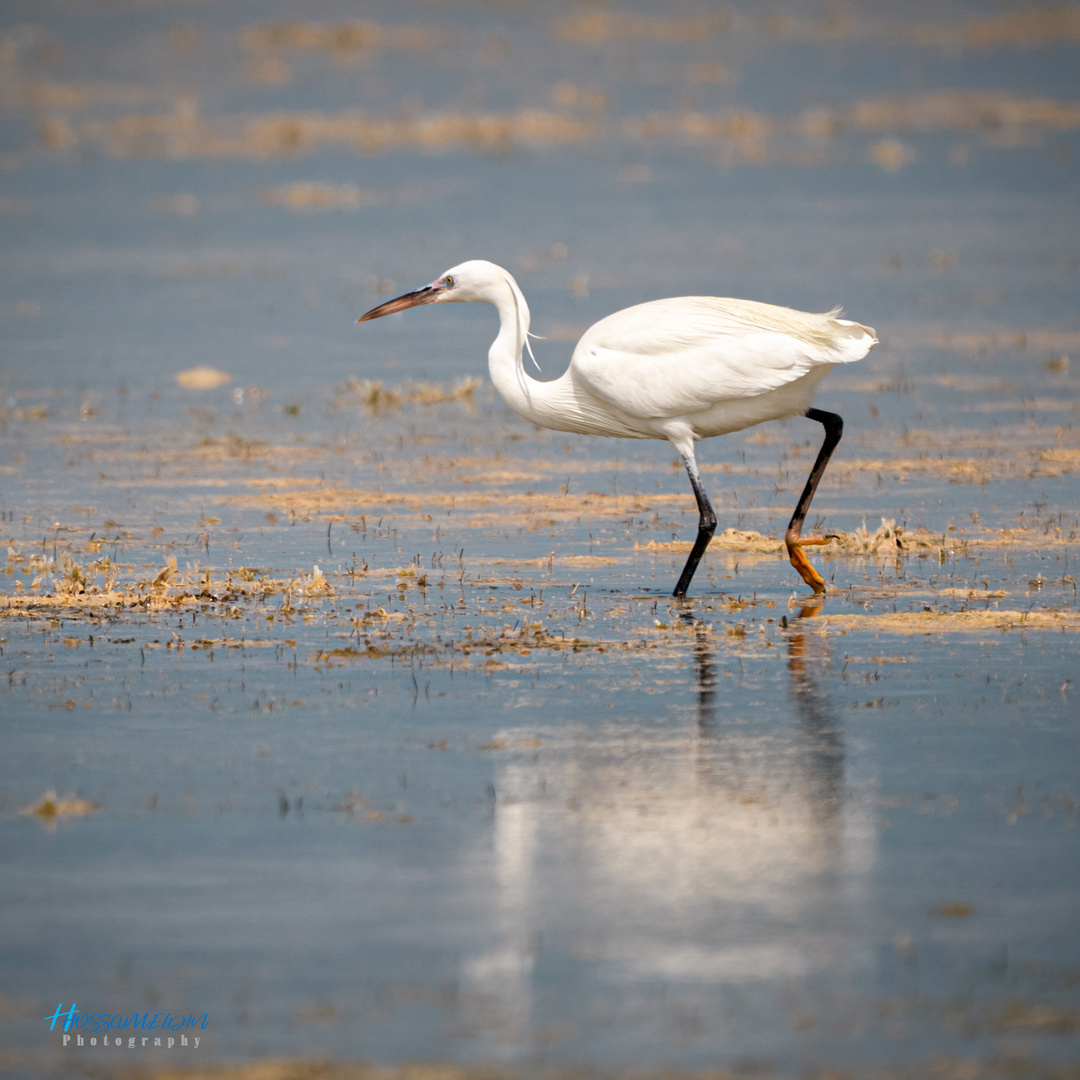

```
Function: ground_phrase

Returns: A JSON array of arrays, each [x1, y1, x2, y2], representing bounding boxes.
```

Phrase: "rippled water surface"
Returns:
[[2, 2, 1079, 1077]]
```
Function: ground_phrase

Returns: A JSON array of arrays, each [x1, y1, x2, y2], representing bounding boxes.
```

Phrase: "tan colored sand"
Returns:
[[812, 609, 1080, 635]]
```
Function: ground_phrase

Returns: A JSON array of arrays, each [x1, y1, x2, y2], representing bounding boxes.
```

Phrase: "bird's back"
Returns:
[[569, 296, 876, 425], [576, 296, 873, 361]]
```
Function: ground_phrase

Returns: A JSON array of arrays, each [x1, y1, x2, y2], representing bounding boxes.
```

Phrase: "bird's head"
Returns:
[[357, 260, 508, 322]]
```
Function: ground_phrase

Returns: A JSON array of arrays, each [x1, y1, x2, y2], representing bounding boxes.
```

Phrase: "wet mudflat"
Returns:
[[2, 2, 1080, 1078]]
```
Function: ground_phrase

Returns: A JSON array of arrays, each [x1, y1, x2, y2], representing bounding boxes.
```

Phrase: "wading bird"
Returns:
[[359, 260, 877, 597]]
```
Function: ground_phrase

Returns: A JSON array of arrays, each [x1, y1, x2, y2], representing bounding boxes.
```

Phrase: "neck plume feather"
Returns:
[[486, 274, 561, 426]]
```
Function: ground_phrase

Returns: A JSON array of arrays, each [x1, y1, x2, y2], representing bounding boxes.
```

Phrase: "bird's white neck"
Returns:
[[474, 269, 643, 440], [483, 274, 576, 431]]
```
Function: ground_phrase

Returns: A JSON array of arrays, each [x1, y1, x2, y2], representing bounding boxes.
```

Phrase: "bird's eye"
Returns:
[[445, 275, 455, 287]]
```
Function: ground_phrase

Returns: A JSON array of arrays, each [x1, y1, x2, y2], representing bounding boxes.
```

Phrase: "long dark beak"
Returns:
[[357, 284, 442, 322]]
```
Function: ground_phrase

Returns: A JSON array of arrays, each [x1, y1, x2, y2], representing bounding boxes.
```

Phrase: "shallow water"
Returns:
[[2, 2, 1079, 1077]]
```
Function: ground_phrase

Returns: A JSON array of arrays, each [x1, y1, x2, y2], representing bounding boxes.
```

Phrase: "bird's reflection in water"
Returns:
[[459, 608, 874, 1051], [690, 617, 719, 731], [785, 617, 846, 822], [687, 610, 843, 830]]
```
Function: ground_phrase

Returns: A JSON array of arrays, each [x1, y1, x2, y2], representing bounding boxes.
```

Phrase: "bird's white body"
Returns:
[[441, 262, 875, 462], [360, 259, 877, 596]]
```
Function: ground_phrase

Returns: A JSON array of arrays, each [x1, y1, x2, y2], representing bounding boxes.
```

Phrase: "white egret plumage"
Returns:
[[359, 259, 877, 597]]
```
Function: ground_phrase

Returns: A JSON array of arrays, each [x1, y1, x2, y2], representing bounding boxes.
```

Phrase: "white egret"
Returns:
[[359, 260, 877, 597]]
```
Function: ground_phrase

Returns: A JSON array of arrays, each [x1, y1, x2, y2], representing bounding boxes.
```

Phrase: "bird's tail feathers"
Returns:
[[829, 314, 878, 362]]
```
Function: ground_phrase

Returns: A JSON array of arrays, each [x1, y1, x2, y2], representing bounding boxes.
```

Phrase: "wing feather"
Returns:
[[569, 296, 875, 420]]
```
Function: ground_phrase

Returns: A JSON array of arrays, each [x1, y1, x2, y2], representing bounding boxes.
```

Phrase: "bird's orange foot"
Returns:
[[785, 536, 829, 593], [786, 532, 841, 548]]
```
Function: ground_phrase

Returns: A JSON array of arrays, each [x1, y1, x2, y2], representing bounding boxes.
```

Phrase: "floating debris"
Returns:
[[177, 366, 231, 390], [21, 790, 100, 821]]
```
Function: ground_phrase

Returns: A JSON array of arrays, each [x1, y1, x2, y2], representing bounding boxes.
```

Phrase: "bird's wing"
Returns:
[[569, 296, 875, 420]]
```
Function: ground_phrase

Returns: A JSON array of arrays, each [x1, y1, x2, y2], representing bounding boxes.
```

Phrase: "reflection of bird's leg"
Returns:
[[785, 408, 844, 594], [785, 629, 844, 816], [787, 630, 807, 687], [692, 618, 717, 730], [674, 449, 717, 598]]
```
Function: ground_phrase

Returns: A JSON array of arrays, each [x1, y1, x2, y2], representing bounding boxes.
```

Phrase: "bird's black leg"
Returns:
[[674, 452, 717, 598], [785, 408, 844, 593]]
